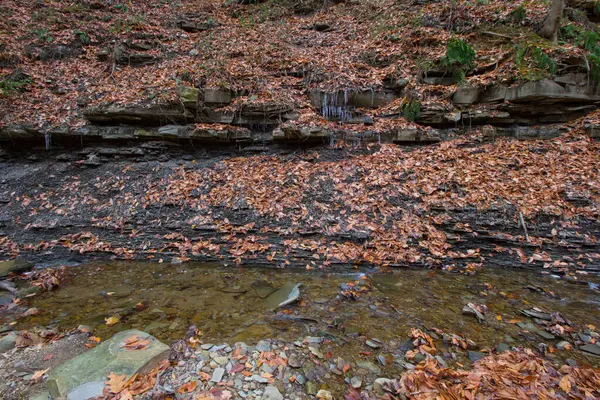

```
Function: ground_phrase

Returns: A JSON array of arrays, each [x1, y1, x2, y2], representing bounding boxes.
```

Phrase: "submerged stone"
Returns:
[[0, 259, 34, 278], [46, 329, 169, 399], [251, 280, 277, 299], [265, 282, 301, 309]]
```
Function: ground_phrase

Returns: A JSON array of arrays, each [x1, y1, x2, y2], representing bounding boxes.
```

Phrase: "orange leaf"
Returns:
[[177, 380, 197, 394], [31, 368, 49, 381]]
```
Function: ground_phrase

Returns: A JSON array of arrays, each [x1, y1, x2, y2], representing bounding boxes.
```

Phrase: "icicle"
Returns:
[[329, 132, 335, 148], [45, 132, 51, 150]]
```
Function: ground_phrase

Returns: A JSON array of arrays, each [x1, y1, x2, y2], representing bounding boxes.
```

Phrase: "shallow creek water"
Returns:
[[16, 261, 600, 370]]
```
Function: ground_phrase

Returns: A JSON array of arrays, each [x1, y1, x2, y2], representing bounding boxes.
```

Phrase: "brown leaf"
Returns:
[[31, 368, 49, 381], [106, 372, 128, 393], [177, 380, 197, 394]]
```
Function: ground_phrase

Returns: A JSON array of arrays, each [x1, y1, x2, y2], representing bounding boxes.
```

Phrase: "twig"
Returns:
[[519, 212, 530, 243]]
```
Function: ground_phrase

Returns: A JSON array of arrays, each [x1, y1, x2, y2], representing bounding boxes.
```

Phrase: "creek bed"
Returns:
[[12, 261, 600, 372]]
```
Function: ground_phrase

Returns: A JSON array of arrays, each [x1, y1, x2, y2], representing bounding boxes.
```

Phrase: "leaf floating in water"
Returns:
[[105, 316, 120, 326]]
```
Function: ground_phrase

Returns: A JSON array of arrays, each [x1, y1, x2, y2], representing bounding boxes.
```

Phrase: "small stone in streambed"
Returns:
[[288, 355, 302, 368], [356, 361, 381, 374], [468, 351, 485, 362], [366, 339, 382, 349], [305, 382, 317, 395], [578, 333, 592, 343], [308, 346, 323, 358], [536, 330, 555, 340], [261, 386, 283, 400], [211, 368, 225, 382], [350, 376, 362, 388], [252, 374, 269, 383], [495, 343, 509, 353], [580, 343, 600, 357], [316, 389, 333, 400], [256, 340, 271, 352], [520, 309, 552, 321], [556, 341, 571, 350]]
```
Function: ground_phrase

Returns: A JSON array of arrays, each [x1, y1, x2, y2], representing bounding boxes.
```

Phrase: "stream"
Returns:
[[12, 262, 600, 372]]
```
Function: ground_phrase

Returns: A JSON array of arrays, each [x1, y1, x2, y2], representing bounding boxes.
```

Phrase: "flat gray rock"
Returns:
[[47, 329, 169, 399], [0, 332, 17, 353], [262, 386, 283, 400], [580, 344, 600, 357]]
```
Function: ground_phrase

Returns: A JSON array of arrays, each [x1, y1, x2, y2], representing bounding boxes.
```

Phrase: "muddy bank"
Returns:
[[1, 135, 600, 273]]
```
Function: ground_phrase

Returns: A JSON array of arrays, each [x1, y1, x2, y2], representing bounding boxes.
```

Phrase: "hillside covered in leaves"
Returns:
[[0, 0, 599, 141]]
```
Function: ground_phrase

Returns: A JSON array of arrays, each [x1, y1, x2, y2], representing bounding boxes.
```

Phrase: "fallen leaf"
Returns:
[[177, 380, 197, 394], [31, 368, 49, 381], [105, 316, 120, 326], [106, 372, 128, 393]]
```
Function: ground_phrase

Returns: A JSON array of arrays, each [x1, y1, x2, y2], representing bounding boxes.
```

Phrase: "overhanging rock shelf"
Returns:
[[1, 75, 599, 148]]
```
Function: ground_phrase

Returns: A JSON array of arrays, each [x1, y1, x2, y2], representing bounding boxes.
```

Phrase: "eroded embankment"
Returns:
[[0, 133, 599, 273]]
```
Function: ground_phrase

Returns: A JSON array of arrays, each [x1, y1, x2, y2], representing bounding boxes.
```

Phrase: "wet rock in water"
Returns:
[[537, 330, 555, 340], [366, 338, 383, 349], [0, 280, 16, 293], [516, 322, 539, 332], [46, 329, 169, 399], [305, 382, 317, 395], [0, 293, 13, 307], [495, 343, 509, 353], [356, 361, 381, 374], [0, 259, 34, 278], [262, 386, 283, 400], [556, 341, 571, 350], [265, 282, 302, 309], [468, 351, 485, 362], [288, 355, 302, 368], [0, 332, 17, 353], [251, 280, 278, 299], [374, 378, 396, 394], [462, 304, 484, 323], [580, 344, 600, 357], [350, 376, 362, 388], [578, 333, 592, 343], [521, 309, 552, 321], [211, 367, 225, 382], [308, 346, 323, 358]]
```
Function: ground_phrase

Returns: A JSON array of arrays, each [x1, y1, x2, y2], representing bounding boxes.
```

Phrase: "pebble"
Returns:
[[288, 355, 302, 368], [556, 341, 571, 350], [211, 368, 225, 382], [261, 386, 283, 400], [351, 376, 362, 388], [308, 346, 323, 358], [316, 389, 333, 400], [256, 340, 271, 352], [252, 374, 269, 384], [356, 361, 381, 374], [366, 340, 382, 349], [201, 343, 214, 350], [214, 356, 229, 365]]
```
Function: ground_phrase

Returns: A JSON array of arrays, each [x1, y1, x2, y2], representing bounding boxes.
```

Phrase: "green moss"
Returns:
[[402, 100, 421, 122]]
